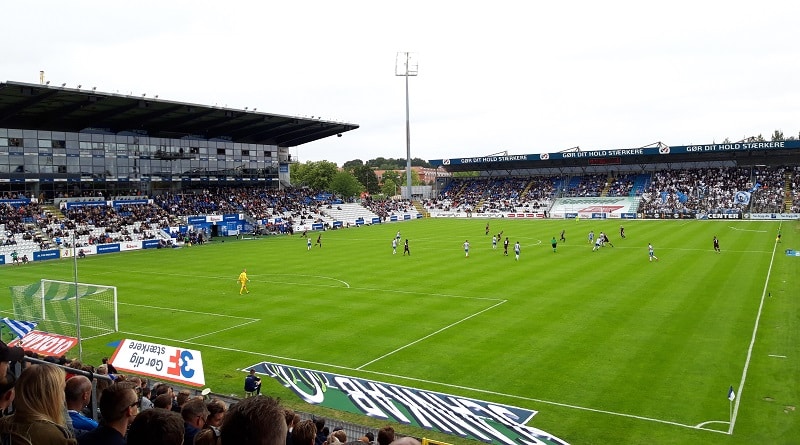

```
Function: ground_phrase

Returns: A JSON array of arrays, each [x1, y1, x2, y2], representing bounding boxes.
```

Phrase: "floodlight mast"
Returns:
[[396, 52, 418, 200]]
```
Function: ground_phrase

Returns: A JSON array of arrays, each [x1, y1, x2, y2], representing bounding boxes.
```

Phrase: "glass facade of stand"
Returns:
[[0, 128, 291, 199]]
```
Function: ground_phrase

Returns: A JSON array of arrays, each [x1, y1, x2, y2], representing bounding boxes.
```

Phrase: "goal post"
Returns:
[[9, 279, 118, 340]]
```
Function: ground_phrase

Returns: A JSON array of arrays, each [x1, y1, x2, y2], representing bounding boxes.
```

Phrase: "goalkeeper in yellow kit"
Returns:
[[238, 268, 250, 294]]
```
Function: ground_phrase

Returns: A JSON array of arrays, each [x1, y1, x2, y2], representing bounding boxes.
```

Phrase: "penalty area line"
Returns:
[[356, 300, 507, 370]]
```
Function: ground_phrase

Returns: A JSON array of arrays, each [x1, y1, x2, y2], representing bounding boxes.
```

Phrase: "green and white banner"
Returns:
[[253, 362, 569, 445]]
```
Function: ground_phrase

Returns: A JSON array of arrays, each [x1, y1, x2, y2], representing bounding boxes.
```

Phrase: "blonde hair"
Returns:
[[13, 364, 67, 425]]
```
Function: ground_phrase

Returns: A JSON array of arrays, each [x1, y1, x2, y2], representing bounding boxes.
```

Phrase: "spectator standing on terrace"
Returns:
[[713, 236, 720, 253], [181, 398, 209, 445], [313, 419, 327, 445], [0, 367, 16, 415], [65, 375, 98, 437], [79, 382, 139, 445], [376, 426, 395, 445], [0, 364, 77, 444], [102, 357, 118, 375], [219, 395, 287, 445], [238, 268, 250, 295], [140, 386, 154, 410], [292, 420, 316, 445], [403, 239, 410, 256], [127, 408, 185, 445]]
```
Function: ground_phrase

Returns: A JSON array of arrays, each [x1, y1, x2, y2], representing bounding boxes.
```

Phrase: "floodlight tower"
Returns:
[[396, 52, 418, 200]]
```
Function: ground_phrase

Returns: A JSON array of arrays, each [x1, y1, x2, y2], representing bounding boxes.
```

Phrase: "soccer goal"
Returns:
[[9, 279, 118, 340]]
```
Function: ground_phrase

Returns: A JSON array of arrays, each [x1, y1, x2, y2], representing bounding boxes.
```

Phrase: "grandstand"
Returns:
[[427, 142, 800, 220]]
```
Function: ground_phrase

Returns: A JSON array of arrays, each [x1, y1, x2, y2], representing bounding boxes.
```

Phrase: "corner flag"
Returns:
[[728, 386, 736, 401], [1, 318, 37, 340]]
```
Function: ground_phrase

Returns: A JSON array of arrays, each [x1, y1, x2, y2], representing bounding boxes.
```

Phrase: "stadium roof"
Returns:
[[430, 141, 800, 173], [0, 81, 358, 147]]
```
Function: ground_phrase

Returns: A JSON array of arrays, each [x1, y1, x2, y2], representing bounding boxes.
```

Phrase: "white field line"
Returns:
[[356, 299, 508, 370], [109, 329, 728, 435], [183, 319, 262, 342], [24, 235, 782, 436], [729, 222, 781, 435], [118, 302, 259, 321]]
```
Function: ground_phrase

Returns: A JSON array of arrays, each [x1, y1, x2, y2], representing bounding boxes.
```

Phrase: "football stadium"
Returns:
[[1, 80, 799, 445]]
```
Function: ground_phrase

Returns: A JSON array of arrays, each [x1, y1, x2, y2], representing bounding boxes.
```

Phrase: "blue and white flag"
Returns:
[[734, 191, 751, 205], [1, 318, 37, 339], [749, 182, 762, 193], [728, 386, 736, 401]]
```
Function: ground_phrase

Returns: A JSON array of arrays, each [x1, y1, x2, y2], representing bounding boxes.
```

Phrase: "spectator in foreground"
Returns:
[[181, 398, 209, 445], [0, 370, 15, 416], [65, 375, 99, 437], [194, 398, 227, 445], [0, 364, 77, 444], [220, 395, 287, 445], [376, 426, 395, 445], [292, 420, 317, 445], [78, 382, 139, 445], [313, 418, 327, 445], [128, 408, 185, 445]]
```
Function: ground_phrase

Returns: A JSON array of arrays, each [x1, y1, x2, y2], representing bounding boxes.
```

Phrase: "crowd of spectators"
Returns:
[[638, 166, 787, 215], [423, 176, 556, 214], [424, 166, 796, 216], [1, 166, 799, 259], [0, 339, 420, 445], [361, 198, 416, 220]]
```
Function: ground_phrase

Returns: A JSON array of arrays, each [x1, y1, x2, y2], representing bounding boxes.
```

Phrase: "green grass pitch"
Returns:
[[1, 218, 797, 445]]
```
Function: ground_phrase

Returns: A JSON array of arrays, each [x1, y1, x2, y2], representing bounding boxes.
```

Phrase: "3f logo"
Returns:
[[167, 349, 196, 378]]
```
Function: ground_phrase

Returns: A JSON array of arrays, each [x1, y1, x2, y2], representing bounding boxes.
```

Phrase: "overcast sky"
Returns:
[[4, 1, 799, 166]]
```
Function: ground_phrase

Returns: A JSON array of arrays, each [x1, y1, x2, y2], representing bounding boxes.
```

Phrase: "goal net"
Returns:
[[9, 279, 118, 340]]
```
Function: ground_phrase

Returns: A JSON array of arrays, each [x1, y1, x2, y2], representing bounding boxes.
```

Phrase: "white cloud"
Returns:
[[4, 0, 799, 165]]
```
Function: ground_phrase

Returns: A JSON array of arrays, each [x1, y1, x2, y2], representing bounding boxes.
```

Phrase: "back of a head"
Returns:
[[220, 395, 287, 445], [64, 375, 91, 405], [154, 393, 174, 409], [127, 408, 185, 445], [376, 426, 395, 445], [176, 389, 192, 406], [292, 419, 317, 445], [13, 364, 66, 424]]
